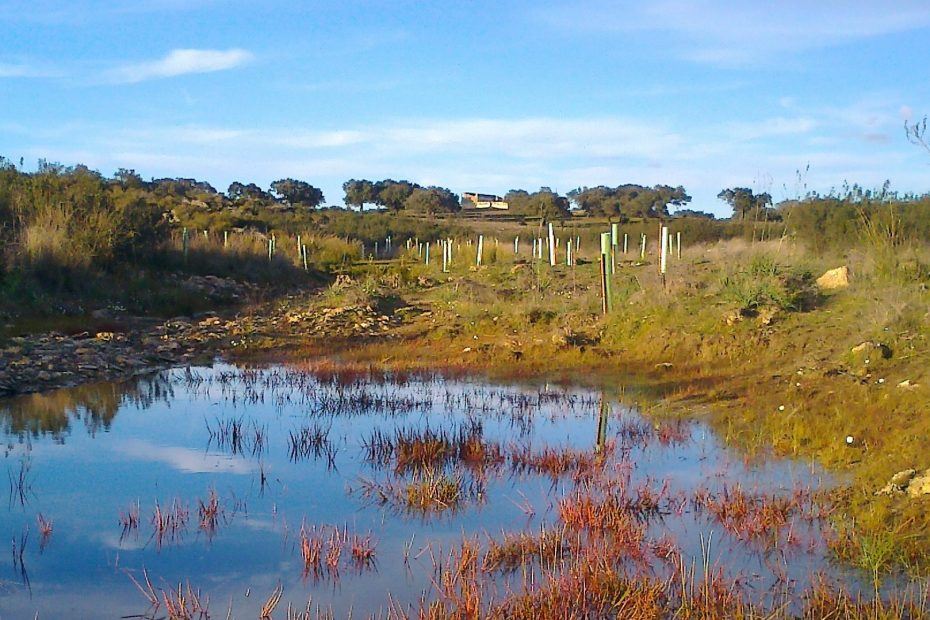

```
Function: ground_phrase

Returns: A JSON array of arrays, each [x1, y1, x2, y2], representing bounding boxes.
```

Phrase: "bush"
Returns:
[[718, 254, 817, 313]]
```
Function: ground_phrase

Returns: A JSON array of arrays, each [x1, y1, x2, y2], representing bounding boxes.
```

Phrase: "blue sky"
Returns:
[[1, 0, 929, 215]]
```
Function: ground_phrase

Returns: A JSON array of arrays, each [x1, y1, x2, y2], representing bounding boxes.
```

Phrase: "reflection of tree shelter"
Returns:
[[595, 396, 609, 453], [0, 373, 172, 441], [593, 388, 630, 454]]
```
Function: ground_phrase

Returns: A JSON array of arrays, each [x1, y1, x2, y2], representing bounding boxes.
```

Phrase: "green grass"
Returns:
[[278, 233, 930, 578]]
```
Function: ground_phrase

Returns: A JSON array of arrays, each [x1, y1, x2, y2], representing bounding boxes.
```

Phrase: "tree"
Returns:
[[506, 188, 571, 219], [568, 184, 690, 218], [343, 179, 377, 210], [151, 177, 217, 198], [404, 187, 460, 215], [673, 209, 715, 219], [375, 179, 418, 211], [270, 178, 324, 208], [905, 115, 930, 155], [717, 187, 772, 220], [227, 181, 272, 203], [113, 168, 145, 189]]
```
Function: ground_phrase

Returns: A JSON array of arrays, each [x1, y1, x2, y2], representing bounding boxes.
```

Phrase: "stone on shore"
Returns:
[[816, 266, 849, 290]]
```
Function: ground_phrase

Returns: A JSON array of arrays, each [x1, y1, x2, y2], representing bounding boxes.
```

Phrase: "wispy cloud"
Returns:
[[104, 48, 253, 84], [114, 438, 257, 474], [0, 0, 230, 25], [0, 60, 61, 78], [537, 1, 930, 66], [15, 94, 925, 214], [725, 117, 818, 141]]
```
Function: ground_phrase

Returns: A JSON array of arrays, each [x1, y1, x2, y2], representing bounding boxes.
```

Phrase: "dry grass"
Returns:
[[293, 231, 930, 575]]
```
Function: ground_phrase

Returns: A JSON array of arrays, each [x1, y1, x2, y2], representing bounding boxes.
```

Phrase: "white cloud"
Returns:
[[0, 63, 34, 77], [15, 95, 928, 216], [0, 61, 61, 78], [258, 117, 684, 162], [537, 1, 930, 65], [114, 438, 257, 474], [724, 117, 818, 141], [105, 48, 253, 84]]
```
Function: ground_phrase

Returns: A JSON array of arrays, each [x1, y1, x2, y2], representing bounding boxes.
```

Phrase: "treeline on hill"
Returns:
[[343, 179, 460, 214], [568, 184, 692, 218], [0, 160, 455, 315], [3, 156, 930, 312], [712, 185, 930, 252]]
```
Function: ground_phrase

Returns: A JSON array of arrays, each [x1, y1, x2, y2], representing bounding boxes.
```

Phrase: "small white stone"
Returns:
[[845, 435, 854, 445], [878, 378, 885, 384], [778, 405, 785, 411]]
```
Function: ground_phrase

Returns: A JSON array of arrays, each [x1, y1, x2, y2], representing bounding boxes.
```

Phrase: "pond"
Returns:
[[0, 363, 855, 618]]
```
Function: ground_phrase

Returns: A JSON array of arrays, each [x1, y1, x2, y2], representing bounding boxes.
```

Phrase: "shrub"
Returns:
[[718, 254, 817, 313]]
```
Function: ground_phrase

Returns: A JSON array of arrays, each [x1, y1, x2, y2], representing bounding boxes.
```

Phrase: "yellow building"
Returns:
[[462, 192, 509, 210]]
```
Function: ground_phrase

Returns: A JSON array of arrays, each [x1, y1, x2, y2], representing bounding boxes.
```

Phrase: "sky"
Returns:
[[1, 0, 929, 216]]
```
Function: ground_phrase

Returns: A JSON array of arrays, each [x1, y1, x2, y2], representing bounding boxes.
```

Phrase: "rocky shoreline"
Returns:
[[0, 315, 230, 397], [0, 297, 406, 398]]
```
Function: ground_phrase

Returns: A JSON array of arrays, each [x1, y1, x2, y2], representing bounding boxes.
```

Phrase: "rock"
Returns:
[[655, 362, 674, 370], [851, 341, 892, 359], [875, 468, 930, 497], [180, 275, 251, 301], [876, 469, 916, 496], [551, 328, 589, 348], [907, 470, 930, 497], [816, 266, 849, 290], [898, 379, 919, 389], [756, 306, 780, 326], [723, 310, 744, 326]]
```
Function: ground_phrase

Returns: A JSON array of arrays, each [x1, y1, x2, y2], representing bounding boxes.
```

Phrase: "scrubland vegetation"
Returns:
[[304, 203, 930, 585], [0, 160, 453, 319], [4, 155, 930, 616]]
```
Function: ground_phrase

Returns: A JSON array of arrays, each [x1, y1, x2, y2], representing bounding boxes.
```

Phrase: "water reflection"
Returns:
[[0, 364, 853, 618], [0, 373, 174, 440]]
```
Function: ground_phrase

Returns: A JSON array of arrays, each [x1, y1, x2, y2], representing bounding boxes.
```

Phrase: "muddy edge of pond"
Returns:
[[0, 292, 405, 396]]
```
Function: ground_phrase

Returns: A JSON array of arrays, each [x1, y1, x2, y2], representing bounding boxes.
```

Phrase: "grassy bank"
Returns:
[[273, 231, 930, 577]]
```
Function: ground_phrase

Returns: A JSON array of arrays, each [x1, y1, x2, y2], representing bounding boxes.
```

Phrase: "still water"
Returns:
[[0, 363, 842, 618]]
